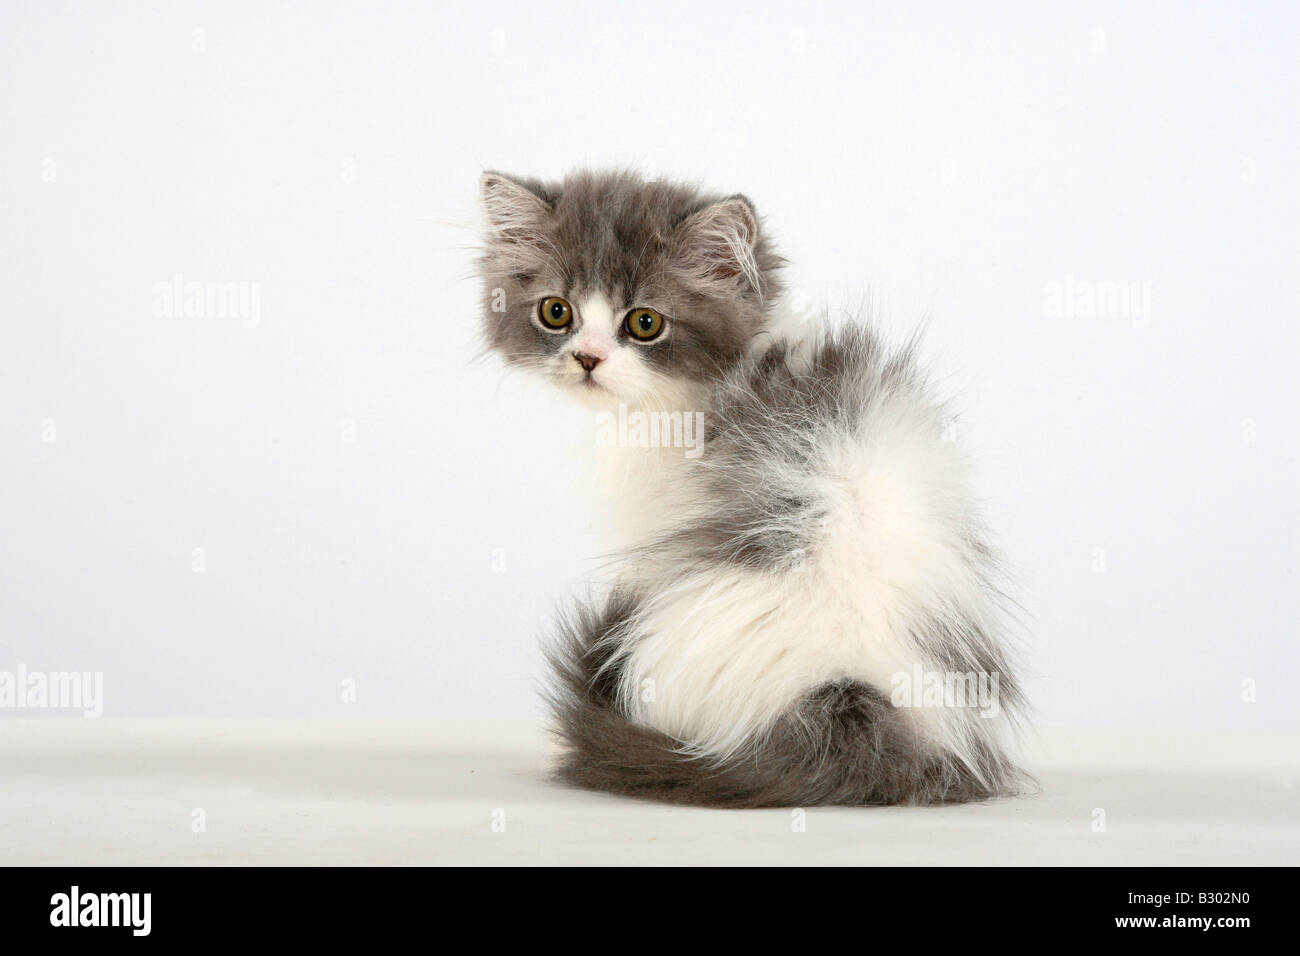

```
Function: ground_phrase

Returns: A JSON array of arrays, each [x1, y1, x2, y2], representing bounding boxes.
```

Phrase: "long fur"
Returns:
[[545, 326, 1029, 807], [478, 170, 1030, 807]]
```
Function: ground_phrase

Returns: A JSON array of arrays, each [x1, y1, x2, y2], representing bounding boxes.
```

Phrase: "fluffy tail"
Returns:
[[545, 592, 1028, 808]]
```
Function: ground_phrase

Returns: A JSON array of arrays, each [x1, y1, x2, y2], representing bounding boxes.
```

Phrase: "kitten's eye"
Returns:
[[624, 308, 665, 342], [537, 296, 573, 331]]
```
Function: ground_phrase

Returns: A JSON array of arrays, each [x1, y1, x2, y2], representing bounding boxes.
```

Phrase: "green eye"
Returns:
[[538, 296, 573, 330], [624, 307, 665, 342]]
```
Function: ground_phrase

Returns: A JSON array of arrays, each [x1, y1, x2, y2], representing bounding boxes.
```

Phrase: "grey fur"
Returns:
[[479, 169, 783, 386], [478, 170, 1030, 808], [548, 586, 1026, 807], [642, 326, 924, 572]]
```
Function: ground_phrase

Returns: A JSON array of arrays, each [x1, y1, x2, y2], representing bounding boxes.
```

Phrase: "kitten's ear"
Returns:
[[480, 171, 551, 242], [673, 196, 763, 297]]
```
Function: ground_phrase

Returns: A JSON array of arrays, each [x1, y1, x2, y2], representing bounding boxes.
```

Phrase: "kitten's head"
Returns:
[[477, 170, 782, 406]]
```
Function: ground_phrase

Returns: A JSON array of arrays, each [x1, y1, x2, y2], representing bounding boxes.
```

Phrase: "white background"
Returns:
[[1, 0, 1295, 731]]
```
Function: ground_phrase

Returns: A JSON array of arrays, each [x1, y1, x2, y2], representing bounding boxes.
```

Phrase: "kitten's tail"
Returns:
[[545, 592, 1029, 808]]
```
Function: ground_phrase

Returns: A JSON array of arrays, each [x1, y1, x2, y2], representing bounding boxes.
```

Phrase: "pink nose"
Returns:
[[574, 352, 602, 372]]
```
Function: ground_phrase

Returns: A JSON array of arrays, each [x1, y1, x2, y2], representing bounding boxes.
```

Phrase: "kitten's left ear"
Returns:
[[480, 171, 551, 242], [673, 196, 763, 298]]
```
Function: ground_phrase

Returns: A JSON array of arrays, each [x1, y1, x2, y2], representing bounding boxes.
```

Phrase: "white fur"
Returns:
[[568, 294, 618, 360], [591, 331, 1013, 780]]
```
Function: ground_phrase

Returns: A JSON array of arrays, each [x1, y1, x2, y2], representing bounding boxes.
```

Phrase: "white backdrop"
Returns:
[[1, 1, 1295, 729]]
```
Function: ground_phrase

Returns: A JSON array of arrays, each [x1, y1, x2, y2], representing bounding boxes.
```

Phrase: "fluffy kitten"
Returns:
[[478, 169, 1029, 807]]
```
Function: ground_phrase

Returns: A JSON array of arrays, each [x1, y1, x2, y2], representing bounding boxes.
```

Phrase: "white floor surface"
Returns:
[[1, 720, 1295, 865]]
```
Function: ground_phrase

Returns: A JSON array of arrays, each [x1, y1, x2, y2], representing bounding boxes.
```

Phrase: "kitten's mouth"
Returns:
[[554, 365, 616, 399]]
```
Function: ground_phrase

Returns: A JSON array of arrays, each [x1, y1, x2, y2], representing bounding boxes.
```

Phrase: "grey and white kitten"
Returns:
[[478, 169, 1029, 807]]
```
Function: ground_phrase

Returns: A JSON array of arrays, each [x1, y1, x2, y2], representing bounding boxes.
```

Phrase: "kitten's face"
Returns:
[[477, 171, 780, 407]]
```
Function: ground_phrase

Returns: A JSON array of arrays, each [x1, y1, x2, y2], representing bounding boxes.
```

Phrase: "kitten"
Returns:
[[477, 169, 1029, 807]]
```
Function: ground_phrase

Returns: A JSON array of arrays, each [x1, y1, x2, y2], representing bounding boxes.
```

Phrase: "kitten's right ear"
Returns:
[[480, 172, 551, 242]]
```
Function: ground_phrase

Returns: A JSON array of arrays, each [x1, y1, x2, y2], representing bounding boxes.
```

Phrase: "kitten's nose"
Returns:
[[573, 352, 602, 372]]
